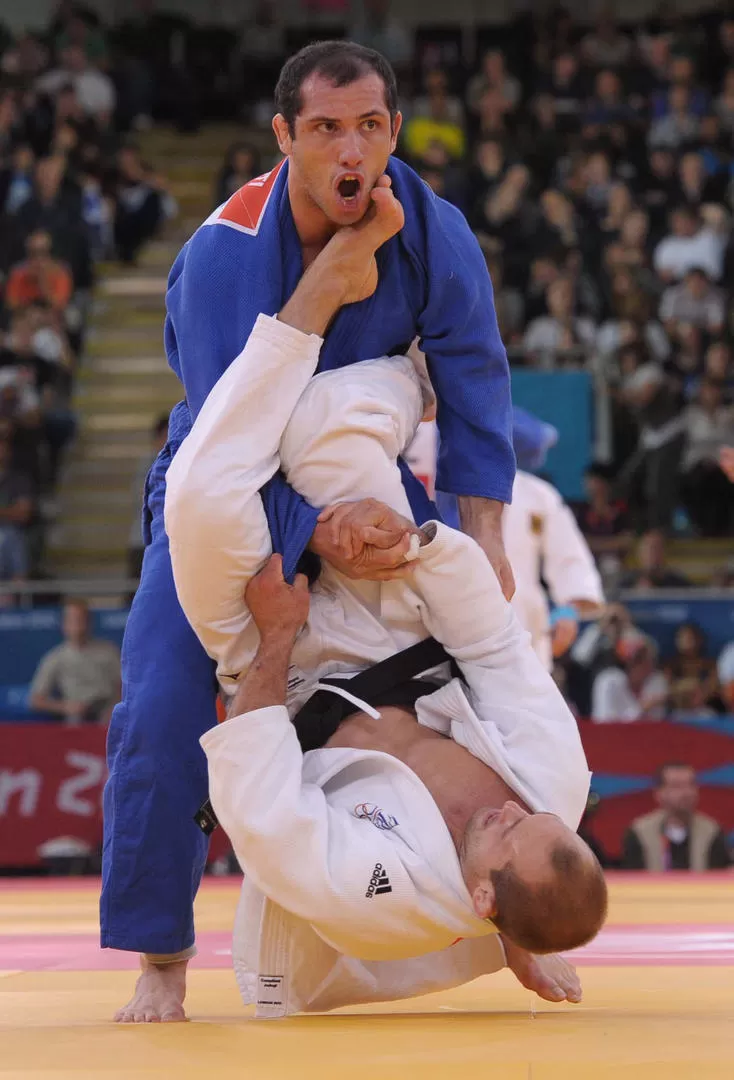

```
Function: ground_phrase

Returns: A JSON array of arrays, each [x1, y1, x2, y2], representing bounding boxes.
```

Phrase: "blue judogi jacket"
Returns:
[[161, 155, 514, 578]]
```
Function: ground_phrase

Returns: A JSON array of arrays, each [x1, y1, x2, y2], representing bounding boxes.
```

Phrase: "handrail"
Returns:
[[1, 579, 140, 598]]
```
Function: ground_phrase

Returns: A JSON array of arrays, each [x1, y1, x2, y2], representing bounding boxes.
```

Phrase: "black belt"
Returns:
[[194, 637, 452, 836]]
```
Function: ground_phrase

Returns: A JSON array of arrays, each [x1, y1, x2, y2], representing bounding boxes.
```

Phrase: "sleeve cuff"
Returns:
[[200, 705, 291, 755], [252, 311, 323, 353]]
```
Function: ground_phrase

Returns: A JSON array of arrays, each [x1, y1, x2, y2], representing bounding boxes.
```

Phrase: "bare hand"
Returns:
[[324, 175, 405, 305], [457, 496, 515, 601], [720, 446, 734, 483], [478, 529, 515, 601], [245, 555, 309, 639], [63, 700, 87, 718], [310, 499, 420, 581], [551, 617, 578, 658]]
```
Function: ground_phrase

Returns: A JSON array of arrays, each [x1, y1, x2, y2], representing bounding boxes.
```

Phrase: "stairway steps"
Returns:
[[79, 356, 171, 377], [95, 275, 167, 297], [55, 121, 243, 578], [92, 308, 165, 329]]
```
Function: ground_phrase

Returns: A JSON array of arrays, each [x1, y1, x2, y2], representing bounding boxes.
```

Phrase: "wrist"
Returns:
[[258, 630, 300, 653], [457, 495, 505, 534], [278, 267, 346, 336]]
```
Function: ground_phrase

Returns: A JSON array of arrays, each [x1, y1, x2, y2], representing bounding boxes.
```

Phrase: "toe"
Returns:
[[143, 1011, 161, 1022]]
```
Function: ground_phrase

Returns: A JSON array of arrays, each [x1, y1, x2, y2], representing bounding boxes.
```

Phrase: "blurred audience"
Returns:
[[0, 429, 33, 588], [29, 597, 121, 724], [717, 641, 734, 714], [591, 636, 669, 723], [5, 228, 73, 312], [0, 13, 175, 578], [213, 141, 260, 207], [620, 531, 691, 590], [663, 623, 720, 718], [621, 763, 731, 870], [680, 378, 734, 534], [577, 464, 634, 578]]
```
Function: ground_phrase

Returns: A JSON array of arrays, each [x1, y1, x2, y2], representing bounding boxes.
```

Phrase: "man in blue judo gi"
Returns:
[[104, 40, 516, 1022]]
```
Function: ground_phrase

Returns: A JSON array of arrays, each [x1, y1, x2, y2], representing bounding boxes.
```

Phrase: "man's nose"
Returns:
[[500, 801, 527, 824], [338, 131, 364, 169]]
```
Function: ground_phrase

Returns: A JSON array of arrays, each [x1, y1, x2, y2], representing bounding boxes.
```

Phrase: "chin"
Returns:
[[327, 199, 370, 225]]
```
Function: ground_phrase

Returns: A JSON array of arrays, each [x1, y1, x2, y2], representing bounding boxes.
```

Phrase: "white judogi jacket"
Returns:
[[504, 471, 604, 670], [167, 317, 592, 1015]]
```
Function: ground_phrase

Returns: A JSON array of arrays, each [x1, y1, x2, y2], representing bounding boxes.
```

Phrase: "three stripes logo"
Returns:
[[365, 863, 392, 898]]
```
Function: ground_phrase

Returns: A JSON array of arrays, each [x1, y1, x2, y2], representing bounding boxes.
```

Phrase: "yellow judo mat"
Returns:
[[1, 874, 733, 1079]]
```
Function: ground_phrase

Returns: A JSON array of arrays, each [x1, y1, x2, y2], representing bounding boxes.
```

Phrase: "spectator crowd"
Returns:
[[393, 11, 734, 544], [0, 2, 175, 591]]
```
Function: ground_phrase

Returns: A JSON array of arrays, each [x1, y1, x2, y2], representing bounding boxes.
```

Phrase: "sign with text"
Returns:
[[1, 720, 732, 867]]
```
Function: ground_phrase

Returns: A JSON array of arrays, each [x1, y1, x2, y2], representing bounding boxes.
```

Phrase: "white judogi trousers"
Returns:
[[164, 315, 591, 1015]]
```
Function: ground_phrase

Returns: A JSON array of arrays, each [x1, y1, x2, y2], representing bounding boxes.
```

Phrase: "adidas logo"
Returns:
[[365, 862, 392, 898]]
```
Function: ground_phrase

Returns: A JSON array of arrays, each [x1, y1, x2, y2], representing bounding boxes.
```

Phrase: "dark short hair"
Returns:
[[655, 762, 695, 788], [490, 841, 608, 954], [274, 40, 399, 136]]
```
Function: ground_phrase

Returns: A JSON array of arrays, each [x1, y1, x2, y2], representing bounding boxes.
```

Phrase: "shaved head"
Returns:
[[490, 838, 608, 954]]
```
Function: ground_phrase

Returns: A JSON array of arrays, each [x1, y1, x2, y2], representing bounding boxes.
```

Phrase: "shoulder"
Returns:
[[389, 157, 479, 255], [168, 164, 285, 291], [202, 160, 285, 238], [38, 643, 66, 668], [631, 810, 663, 831], [693, 812, 723, 836], [91, 638, 120, 658]]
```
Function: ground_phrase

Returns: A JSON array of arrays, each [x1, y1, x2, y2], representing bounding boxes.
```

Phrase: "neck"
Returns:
[[287, 167, 337, 254]]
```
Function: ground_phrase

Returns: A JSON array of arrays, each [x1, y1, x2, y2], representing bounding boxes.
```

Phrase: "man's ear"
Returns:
[[389, 111, 403, 153], [272, 114, 292, 156], [471, 879, 496, 921]]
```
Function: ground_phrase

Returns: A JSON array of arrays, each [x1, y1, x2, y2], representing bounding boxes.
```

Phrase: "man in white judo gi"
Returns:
[[161, 187, 607, 1018]]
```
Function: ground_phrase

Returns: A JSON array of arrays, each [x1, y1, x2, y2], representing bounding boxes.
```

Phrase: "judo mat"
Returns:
[[1, 874, 732, 1080]]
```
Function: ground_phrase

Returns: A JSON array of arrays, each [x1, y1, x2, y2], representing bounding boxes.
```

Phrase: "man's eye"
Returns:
[[363, 119, 378, 131], [318, 122, 337, 134]]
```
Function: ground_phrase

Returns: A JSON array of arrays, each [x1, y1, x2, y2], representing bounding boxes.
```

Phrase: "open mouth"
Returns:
[[336, 175, 362, 203]]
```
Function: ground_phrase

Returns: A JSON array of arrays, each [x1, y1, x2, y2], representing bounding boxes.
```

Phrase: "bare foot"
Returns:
[[501, 936, 582, 1004], [114, 956, 188, 1023]]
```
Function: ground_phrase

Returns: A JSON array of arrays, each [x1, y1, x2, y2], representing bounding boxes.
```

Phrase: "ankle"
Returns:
[[140, 954, 190, 976]]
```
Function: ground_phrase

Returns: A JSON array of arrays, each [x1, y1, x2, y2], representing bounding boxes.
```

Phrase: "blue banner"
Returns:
[[511, 370, 593, 500]]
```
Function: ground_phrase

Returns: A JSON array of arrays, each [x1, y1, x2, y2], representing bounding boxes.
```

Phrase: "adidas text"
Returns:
[[365, 863, 392, 898]]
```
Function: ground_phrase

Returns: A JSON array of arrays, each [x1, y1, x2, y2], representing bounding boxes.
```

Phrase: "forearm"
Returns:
[[226, 633, 296, 720], [571, 599, 605, 618], [30, 694, 68, 716], [457, 495, 504, 542], [278, 264, 346, 337]]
